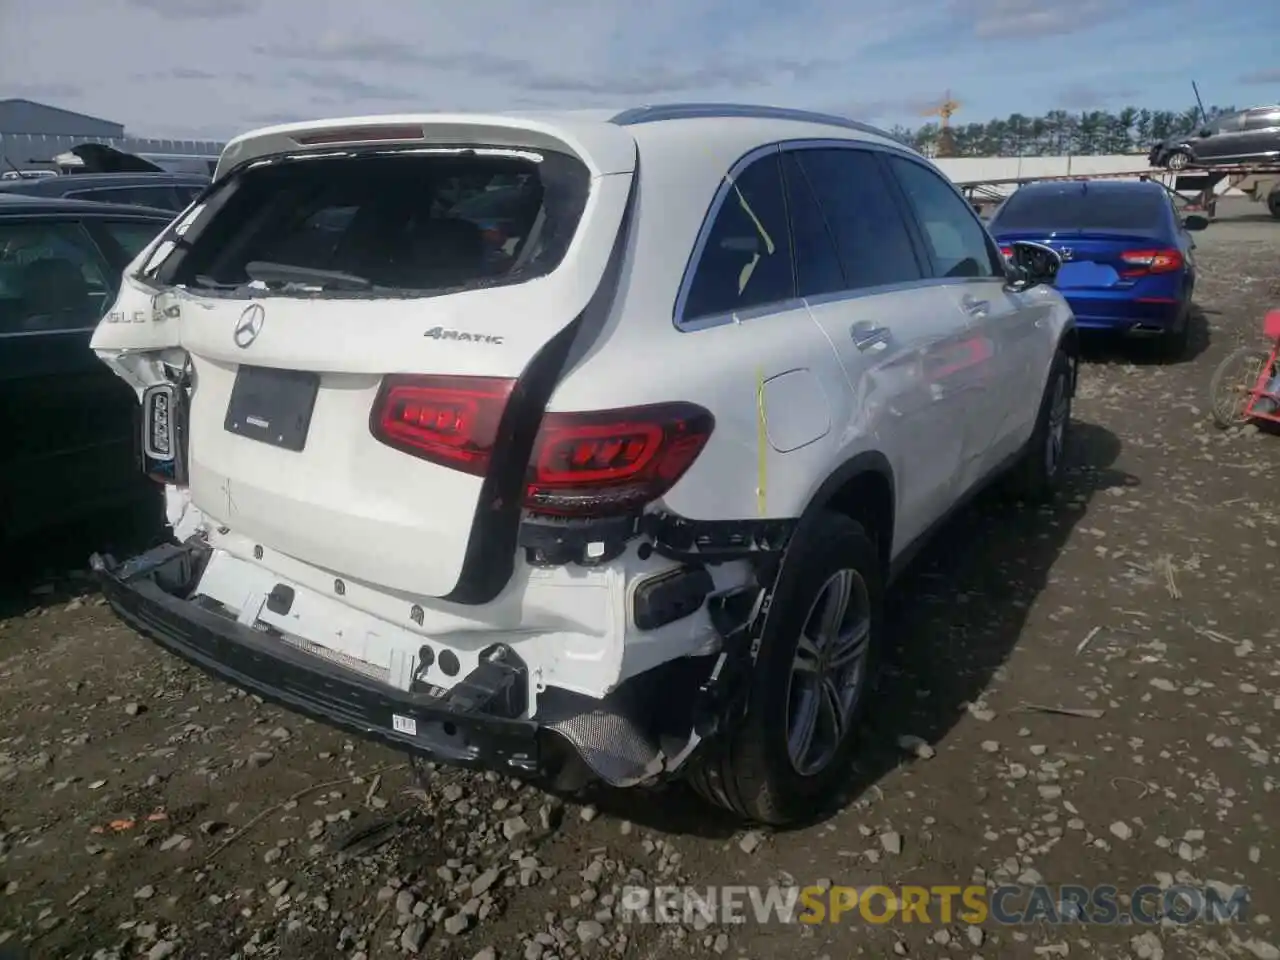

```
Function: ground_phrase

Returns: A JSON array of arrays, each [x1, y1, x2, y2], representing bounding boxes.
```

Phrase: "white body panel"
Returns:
[[91, 106, 1075, 719]]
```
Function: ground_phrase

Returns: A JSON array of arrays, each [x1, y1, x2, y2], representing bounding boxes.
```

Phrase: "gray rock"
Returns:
[[502, 816, 530, 841], [247, 751, 274, 768], [147, 942, 178, 960], [400, 920, 428, 952], [576, 920, 605, 944], [444, 913, 471, 936], [472, 867, 501, 896]]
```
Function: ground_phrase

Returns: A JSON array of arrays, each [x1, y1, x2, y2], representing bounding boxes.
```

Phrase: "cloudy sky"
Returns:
[[1, 0, 1276, 141]]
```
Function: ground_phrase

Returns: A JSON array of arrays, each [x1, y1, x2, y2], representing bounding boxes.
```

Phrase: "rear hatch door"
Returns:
[[91, 116, 637, 600]]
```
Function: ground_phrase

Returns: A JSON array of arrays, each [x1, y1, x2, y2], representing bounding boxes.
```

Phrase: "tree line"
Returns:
[[886, 104, 1238, 157]]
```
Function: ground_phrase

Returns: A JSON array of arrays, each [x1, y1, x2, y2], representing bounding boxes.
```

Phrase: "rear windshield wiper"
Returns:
[[243, 261, 372, 291]]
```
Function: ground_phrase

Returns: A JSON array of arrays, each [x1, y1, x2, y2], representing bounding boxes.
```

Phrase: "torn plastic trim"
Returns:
[[536, 574, 771, 787], [518, 511, 797, 568]]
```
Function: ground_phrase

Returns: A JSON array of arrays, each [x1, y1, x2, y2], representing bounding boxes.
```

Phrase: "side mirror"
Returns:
[[1198, 127, 1212, 138], [1005, 240, 1062, 291], [1183, 213, 1209, 231]]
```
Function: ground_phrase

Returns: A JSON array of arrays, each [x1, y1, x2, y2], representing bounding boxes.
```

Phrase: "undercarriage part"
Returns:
[[632, 565, 714, 631], [538, 574, 768, 786], [518, 514, 637, 567], [642, 514, 795, 563], [517, 512, 795, 572], [443, 645, 528, 719]]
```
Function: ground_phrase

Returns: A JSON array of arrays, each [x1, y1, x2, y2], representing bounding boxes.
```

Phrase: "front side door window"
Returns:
[[885, 155, 1003, 280]]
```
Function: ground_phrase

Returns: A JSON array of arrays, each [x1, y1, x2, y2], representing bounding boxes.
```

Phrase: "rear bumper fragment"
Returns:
[[90, 542, 544, 775]]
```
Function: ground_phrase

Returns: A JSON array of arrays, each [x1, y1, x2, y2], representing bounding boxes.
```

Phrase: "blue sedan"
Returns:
[[988, 179, 1207, 357]]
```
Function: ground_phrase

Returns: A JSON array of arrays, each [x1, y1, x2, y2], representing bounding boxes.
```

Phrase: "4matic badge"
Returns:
[[424, 326, 503, 345]]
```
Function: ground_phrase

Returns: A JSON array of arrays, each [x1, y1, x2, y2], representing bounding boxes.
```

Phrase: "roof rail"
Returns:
[[608, 103, 896, 140]]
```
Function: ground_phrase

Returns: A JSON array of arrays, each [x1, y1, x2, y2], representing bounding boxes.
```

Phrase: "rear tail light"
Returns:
[[1120, 248, 1183, 276], [370, 378, 714, 517], [371, 375, 514, 476], [525, 403, 714, 518]]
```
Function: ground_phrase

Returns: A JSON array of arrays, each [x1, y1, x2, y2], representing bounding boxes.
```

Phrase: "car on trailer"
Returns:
[[1148, 104, 1280, 171], [87, 104, 1077, 825], [987, 178, 1206, 357]]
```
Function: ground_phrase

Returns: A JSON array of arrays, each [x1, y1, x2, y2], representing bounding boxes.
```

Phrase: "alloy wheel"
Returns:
[[785, 568, 871, 777]]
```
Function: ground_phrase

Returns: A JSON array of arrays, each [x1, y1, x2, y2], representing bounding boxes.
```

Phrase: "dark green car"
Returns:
[[0, 195, 175, 541]]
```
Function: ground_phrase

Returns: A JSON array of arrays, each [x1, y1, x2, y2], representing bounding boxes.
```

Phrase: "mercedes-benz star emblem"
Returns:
[[234, 304, 265, 348]]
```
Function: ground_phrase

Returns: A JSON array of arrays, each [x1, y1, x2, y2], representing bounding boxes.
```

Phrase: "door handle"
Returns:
[[850, 321, 890, 351], [961, 296, 990, 317]]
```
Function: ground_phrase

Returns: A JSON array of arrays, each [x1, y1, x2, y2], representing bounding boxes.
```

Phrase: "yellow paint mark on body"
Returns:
[[755, 366, 767, 516]]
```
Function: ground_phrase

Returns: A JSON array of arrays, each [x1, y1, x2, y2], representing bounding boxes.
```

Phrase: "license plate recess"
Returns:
[[224, 365, 320, 452]]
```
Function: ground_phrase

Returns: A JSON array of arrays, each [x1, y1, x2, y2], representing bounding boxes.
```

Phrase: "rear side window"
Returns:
[[991, 187, 1168, 233], [152, 150, 590, 296], [790, 148, 923, 292], [682, 152, 794, 322], [781, 153, 844, 299], [0, 221, 113, 335]]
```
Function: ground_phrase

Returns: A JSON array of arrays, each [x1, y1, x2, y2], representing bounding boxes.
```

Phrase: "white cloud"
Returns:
[[0, 0, 1268, 140]]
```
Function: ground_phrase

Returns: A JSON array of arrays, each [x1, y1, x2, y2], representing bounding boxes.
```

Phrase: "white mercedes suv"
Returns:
[[88, 103, 1077, 825]]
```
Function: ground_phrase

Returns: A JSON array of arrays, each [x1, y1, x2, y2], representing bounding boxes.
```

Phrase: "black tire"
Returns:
[[1165, 150, 1190, 171], [1003, 349, 1073, 503], [688, 512, 883, 825]]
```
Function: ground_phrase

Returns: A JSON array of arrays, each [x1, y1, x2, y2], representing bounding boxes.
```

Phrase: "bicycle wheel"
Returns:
[[1210, 347, 1272, 429]]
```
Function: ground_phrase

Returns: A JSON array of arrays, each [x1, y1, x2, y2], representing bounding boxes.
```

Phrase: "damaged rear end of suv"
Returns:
[[88, 113, 776, 808]]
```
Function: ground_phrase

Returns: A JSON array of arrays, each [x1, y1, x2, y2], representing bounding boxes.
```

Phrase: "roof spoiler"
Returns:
[[52, 143, 165, 173]]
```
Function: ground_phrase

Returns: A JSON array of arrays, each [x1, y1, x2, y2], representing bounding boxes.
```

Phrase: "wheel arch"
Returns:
[[791, 451, 896, 578]]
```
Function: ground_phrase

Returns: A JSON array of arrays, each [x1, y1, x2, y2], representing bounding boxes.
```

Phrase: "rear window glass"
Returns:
[[150, 150, 590, 296], [991, 188, 1167, 232]]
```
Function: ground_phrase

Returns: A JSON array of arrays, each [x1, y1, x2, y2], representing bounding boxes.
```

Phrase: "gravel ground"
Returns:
[[2, 201, 1279, 960]]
